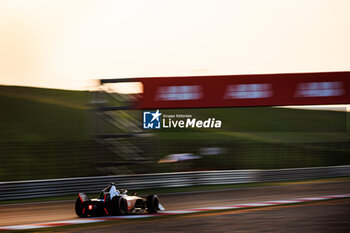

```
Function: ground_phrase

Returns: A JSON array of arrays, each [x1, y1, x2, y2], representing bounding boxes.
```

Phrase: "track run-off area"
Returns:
[[0, 179, 350, 231]]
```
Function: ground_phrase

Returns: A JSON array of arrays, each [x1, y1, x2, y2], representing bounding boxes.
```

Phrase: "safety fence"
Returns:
[[1, 140, 349, 182], [262, 165, 350, 181], [0, 165, 349, 201]]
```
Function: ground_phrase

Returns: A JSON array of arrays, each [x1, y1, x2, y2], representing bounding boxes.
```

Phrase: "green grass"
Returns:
[[0, 85, 349, 181], [0, 86, 89, 141], [0, 85, 348, 142], [147, 107, 350, 172], [0, 85, 88, 109]]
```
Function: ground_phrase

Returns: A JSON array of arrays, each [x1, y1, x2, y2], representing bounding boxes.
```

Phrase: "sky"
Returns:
[[0, 0, 350, 90]]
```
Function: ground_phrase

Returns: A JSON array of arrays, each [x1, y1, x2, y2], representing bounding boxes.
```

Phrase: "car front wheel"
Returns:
[[146, 195, 159, 214]]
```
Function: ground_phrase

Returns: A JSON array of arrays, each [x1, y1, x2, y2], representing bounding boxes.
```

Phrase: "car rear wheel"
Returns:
[[146, 195, 159, 214], [75, 197, 87, 217], [112, 196, 127, 215]]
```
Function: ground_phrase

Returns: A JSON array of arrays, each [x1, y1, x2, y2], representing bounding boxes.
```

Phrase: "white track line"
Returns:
[[1, 193, 349, 231]]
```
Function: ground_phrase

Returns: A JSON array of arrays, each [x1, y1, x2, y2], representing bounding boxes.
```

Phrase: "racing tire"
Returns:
[[75, 197, 88, 217], [111, 196, 127, 215], [146, 195, 159, 214]]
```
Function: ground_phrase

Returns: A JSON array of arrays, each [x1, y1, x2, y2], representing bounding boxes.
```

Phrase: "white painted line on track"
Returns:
[[1, 193, 349, 231], [3, 225, 48, 230]]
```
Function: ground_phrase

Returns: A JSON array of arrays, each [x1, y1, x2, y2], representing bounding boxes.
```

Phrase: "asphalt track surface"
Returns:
[[1, 179, 350, 229], [64, 198, 350, 233]]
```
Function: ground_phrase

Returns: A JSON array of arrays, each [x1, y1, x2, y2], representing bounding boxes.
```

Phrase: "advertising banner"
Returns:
[[138, 72, 350, 109]]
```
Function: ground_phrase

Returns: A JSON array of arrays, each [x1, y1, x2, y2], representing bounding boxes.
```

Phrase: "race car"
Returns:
[[75, 182, 165, 217]]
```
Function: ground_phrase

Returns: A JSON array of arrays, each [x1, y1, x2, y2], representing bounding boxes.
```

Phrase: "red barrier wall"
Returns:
[[138, 72, 350, 109]]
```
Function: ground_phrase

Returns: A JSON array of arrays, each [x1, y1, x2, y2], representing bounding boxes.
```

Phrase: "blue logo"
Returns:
[[143, 110, 162, 129]]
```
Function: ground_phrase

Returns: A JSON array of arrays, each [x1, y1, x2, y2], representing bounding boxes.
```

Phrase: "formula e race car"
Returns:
[[75, 183, 165, 217]]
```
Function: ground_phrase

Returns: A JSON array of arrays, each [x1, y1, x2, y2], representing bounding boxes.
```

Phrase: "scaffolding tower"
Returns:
[[92, 78, 152, 175]]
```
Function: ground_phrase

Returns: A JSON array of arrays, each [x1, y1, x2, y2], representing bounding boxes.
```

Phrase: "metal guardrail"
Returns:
[[262, 165, 350, 181], [0, 170, 258, 200], [0, 165, 349, 201]]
